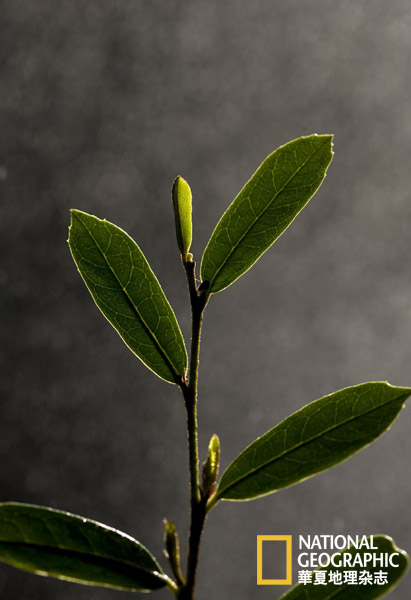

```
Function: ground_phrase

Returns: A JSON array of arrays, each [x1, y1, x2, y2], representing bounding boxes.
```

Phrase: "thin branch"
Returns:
[[176, 257, 209, 600]]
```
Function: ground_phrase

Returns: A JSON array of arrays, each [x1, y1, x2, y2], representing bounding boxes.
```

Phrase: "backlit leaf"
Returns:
[[69, 210, 187, 383], [0, 503, 169, 592], [212, 382, 411, 503], [201, 134, 334, 293]]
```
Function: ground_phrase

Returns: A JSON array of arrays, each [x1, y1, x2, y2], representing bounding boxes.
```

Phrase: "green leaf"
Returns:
[[212, 382, 411, 503], [200, 134, 334, 293], [0, 503, 169, 592], [279, 535, 409, 599], [68, 210, 187, 384], [172, 176, 193, 259]]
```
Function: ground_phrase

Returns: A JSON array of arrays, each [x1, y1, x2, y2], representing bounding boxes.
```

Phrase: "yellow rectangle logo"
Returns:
[[257, 535, 292, 585]]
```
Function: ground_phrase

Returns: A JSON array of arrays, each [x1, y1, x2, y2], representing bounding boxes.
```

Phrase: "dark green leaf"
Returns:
[[172, 176, 192, 259], [212, 382, 411, 503], [200, 134, 334, 293], [68, 210, 187, 384], [0, 503, 170, 592], [279, 535, 409, 599]]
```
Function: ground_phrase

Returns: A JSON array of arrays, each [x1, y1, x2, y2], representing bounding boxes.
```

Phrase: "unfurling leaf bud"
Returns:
[[163, 519, 184, 585], [202, 434, 220, 497], [172, 175, 192, 260]]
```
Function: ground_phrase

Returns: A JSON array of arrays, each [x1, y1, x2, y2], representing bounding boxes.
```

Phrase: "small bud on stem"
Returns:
[[201, 434, 220, 497], [172, 176, 192, 261], [164, 519, 185, 586]]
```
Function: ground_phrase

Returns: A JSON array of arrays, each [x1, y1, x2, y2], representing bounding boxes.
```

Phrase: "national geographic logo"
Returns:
[[257, 534, 404, 586]]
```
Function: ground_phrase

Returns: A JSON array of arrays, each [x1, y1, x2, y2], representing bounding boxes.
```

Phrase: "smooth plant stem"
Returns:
[[177, 259, 209, 600]]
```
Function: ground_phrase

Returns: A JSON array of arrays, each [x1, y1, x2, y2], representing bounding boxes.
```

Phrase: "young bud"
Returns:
[[172, 176, 192, 260], [163, 519, 184, 585], [202, 434, 220, 497]]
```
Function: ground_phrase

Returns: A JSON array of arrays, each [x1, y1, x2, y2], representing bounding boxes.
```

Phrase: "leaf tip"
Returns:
[[312, 132, 334, 151], [69, 209, 84, 228], [385, 381, 411, 401]]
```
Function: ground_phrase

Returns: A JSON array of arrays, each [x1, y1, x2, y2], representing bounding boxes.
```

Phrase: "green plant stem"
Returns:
[[177, 259, 209, 600]]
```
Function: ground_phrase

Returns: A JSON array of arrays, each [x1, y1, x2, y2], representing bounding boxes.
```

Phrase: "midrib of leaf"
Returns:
[[75, 213, 181, 381], [218, 391, 408, 499], [206, 138, 329, 290], [0, 540, 164, 579]]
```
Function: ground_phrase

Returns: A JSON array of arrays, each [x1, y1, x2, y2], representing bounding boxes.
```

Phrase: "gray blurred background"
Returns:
[[1, 1, 411, 598]]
